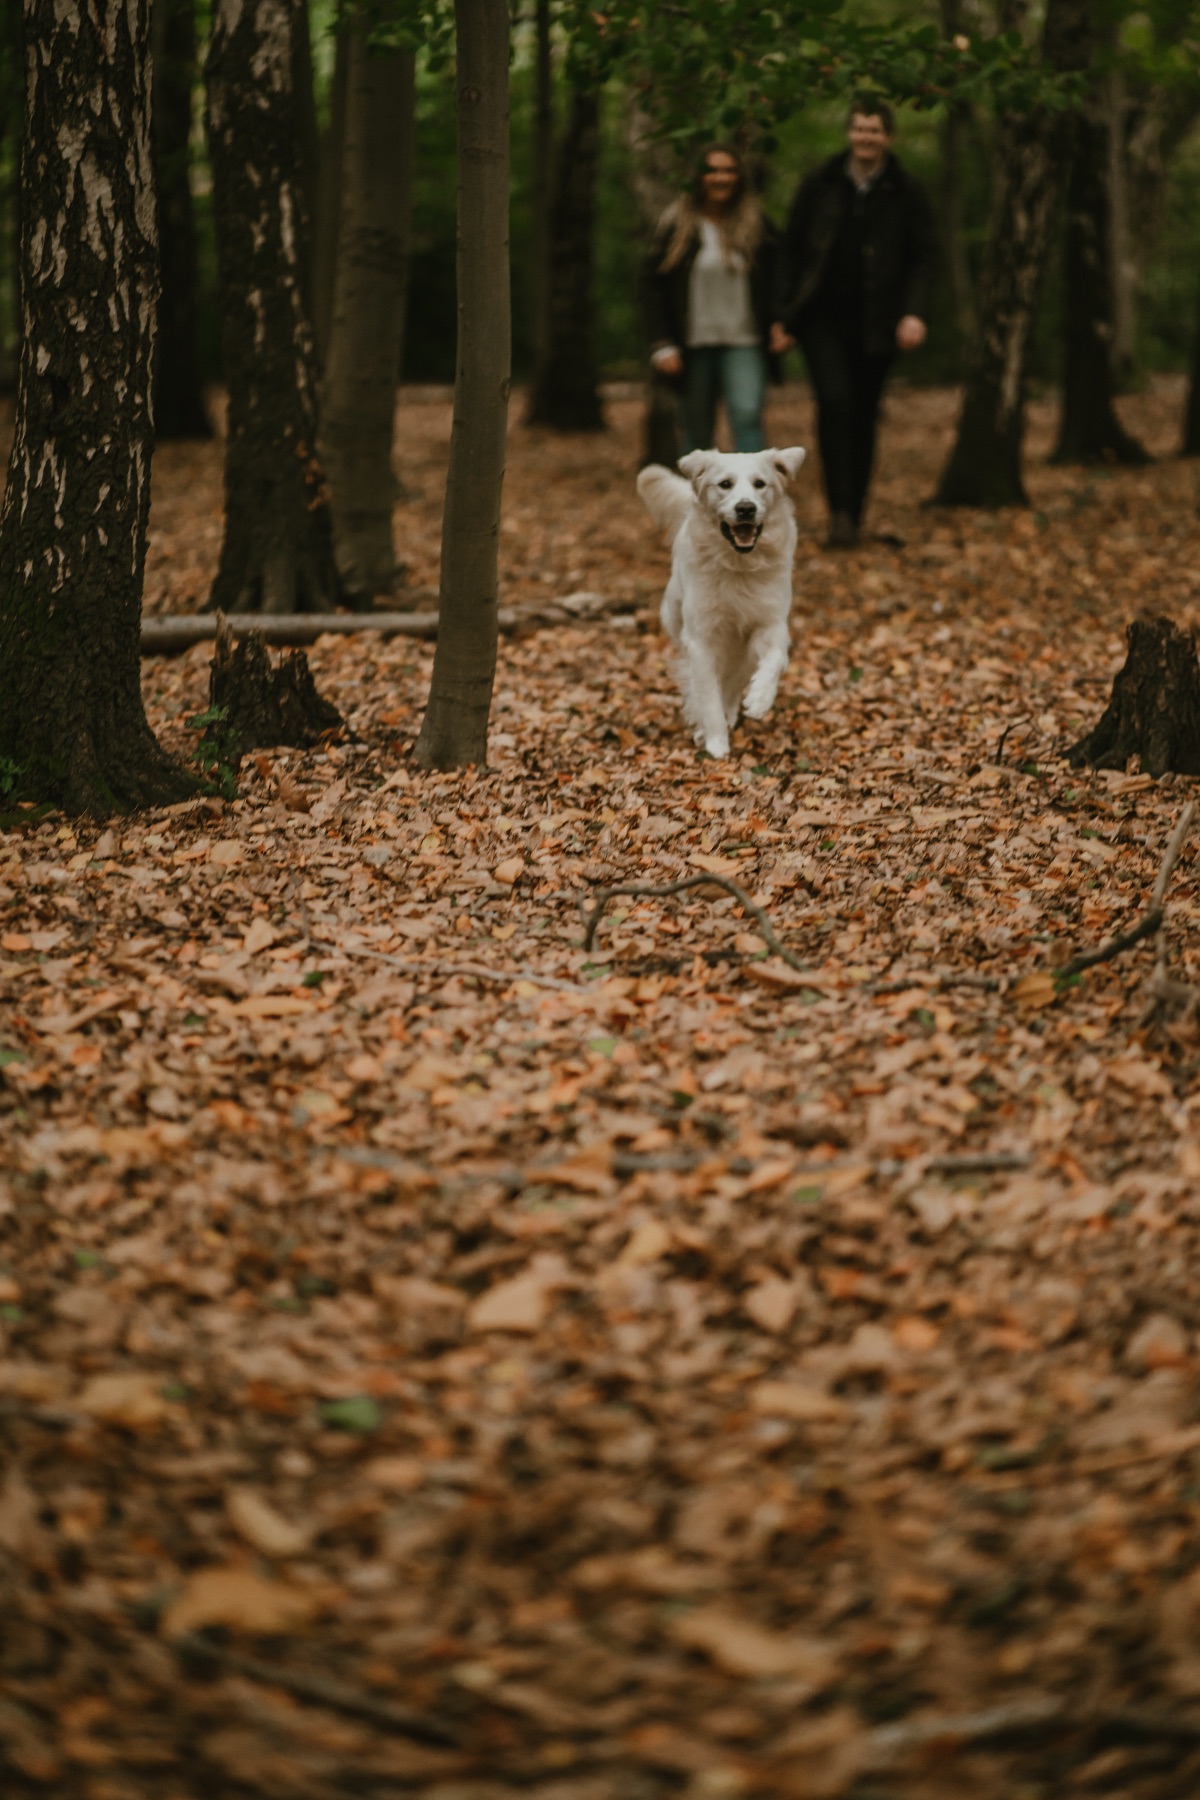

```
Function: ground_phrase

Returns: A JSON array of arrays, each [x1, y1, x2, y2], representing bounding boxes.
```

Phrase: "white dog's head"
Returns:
[[677, 447, 806, 555]]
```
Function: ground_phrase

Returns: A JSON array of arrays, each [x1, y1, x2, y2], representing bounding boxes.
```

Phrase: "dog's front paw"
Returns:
[[743, 691, 775, 721], [702, 733, 730, 759]]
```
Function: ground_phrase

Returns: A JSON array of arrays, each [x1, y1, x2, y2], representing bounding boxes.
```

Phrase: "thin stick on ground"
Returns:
[[580, 873, 809, 973], [172, 1635, 464, 1747], [1057, 798, 1196, 981]]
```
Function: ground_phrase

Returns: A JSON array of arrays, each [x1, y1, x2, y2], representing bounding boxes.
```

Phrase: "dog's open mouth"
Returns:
[[721, 519, 762, 555]]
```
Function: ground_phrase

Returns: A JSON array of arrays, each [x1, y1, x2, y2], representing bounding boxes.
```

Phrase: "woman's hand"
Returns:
[[896, 315, 926, 352], [768, 322, 795, 355], [651, 347, 684, 378]]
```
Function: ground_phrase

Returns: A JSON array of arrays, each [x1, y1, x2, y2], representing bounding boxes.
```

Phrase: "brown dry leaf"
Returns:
[[469, 1272, 553, 1333], [226, 1487, 312, 1558], [76, 1372, 172, 1430], [619, 1220, 673, 1265], [493, 856, 524, 885], [160, 1566, 320, 1638], [744, 1276, 804, 1334], [752, 1381, 846, 1422], [1011, 970, 1058, 1009], [230, 994, 312, 1019], [670, 1604, 839, 1685]]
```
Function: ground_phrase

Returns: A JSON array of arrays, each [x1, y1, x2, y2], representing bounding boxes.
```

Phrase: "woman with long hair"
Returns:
[[643, 142, 781, 455]]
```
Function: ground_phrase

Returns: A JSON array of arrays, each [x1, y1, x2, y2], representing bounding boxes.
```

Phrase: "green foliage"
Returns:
[[186, 705, 240, 800]]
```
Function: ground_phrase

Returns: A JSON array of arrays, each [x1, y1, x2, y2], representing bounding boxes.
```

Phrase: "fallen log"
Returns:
[[141, 610, 443, 654]]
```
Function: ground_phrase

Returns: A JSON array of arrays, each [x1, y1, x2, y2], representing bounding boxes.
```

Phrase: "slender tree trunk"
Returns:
[[935, 0, 1088, 507], [204, 0, 340, 615], [1051, 102, 1149, 466], [0, 0, 192, 814], [526, 82, 604, 430], [529, 0, 552, 371], [938, 0, 975, 366], [1108, 66, 1136, 377], [1182, 275, 1200, 456], [321, 35, 416, 604], [0, 0, 24, 391], [414, 0, 510, 770], [312, 13, 348, 371], [626, 102, 681, 467], [152, 0, 211, 439]]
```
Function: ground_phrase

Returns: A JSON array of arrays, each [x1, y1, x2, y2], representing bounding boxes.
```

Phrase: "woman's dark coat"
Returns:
[[642, 214, 783, 383]]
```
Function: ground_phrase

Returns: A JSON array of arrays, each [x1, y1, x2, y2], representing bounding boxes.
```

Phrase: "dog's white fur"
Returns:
[[637, 446, 806, 758]]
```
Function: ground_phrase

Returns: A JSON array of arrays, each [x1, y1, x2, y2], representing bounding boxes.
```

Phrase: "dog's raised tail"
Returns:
[[637, 463, 692, 541]]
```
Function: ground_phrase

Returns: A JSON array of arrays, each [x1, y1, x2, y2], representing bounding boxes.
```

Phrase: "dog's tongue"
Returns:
[[733, 523, 757, 545]]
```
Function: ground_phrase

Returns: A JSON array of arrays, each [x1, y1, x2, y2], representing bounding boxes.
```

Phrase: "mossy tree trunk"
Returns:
[[204, 0, 340, 614], [321, 31, 416, 604], [152, 0, 211, 440], [414, 0, 510, 770], [0, 0, 193, 815], [526, 82, 605, 432]]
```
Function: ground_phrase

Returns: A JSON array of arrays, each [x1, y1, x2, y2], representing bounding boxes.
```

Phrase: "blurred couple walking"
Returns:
[[643, 99, 936, 548]]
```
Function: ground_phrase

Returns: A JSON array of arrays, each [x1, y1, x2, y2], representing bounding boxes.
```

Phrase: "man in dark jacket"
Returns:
[[772, 100, 936, 547]]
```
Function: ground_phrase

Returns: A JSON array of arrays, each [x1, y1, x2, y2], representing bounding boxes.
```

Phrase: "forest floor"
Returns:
[[4, 379, 1200, 1799]]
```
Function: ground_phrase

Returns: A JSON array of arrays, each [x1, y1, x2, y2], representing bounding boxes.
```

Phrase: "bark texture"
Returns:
[[526, 84, 605, 432], [935, 0, 1088, 507], [529, 0, 552, 372], [1183, 277, 1200, 457], [624, 103, 681, 468], [1068, 617, 1200, 777], [208, 616, 343, 756], [321, 32, 416, 604], [1051, 99, 1149, 465], [0, 0, 192, 814], [152, 0, 211, 439], [204, 0, 340, 614], [312, 19, 348, 370], [414, 0, 511, 770]]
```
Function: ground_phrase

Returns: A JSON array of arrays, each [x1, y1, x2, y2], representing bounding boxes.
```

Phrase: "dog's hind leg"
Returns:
[[742, 621, 789, 720]]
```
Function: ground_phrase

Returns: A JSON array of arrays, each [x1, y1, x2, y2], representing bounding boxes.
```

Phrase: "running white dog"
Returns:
[[637, 447, 806, 758]]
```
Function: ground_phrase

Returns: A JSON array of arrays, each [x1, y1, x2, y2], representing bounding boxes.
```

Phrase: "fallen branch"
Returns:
[[994, 716, 1033, 765], [140, 599, 612, 656], [1057, 799, 1196, 981], [580, 874, 809, 974], [310, 936, 579, 993], [172, 1635, 463, 1748], [872, 970, 1001, 996], [925, 1151, 1031, 1176]]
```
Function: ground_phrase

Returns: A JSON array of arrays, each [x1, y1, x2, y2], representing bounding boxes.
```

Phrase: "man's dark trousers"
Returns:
[[799, 312, 893, 530]]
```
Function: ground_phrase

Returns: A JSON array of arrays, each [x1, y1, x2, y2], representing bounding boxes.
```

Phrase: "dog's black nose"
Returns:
[[734, 501, 757, 520]]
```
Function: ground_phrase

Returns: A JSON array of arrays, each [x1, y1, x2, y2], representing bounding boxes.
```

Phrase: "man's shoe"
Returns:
[[826, 513, 858, 549]]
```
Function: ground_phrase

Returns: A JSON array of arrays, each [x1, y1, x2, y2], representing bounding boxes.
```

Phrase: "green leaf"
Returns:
[[588, 1036, 617, 1058], [0, 1048, 26, 1067], [302, 970, 327, 988], [319, 1396, 382, 1434], [793, 1184, 823, 1205]]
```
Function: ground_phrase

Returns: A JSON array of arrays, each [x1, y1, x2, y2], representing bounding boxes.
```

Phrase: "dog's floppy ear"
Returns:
[[678, 449, 717, 486], [770, 446, 806, 483]]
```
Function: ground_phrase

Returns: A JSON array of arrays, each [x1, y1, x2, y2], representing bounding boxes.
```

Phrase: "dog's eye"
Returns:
[[752, 479, 766, 489], [718, 479, 734, 490]]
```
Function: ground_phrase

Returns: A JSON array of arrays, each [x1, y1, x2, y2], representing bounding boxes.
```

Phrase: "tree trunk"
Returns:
[[152, 0, 211, 439], [938, 0, 975, 365], [1051, 102, 1150, 466], [414, 0, 510, 770], [526, 83, 604, 431], [1107, 66, 1136, 378], [934, 0, 1088, 507], [204, 0, 340, 615], [321, 32, 416, 604], [0, 0, 193, 814], [1183, 277, 1200, 457], [1069, 616, 1200, 777], [625, 102, 681, 468], [529, 0, 552, 373], [312, 14, 348, 371], [292, 0, 320, 329]]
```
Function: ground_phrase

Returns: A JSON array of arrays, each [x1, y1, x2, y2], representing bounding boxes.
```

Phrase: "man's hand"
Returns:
[[651, 347, 683, 378], [769, 322, 795, 355], [896, 315, 926, 352]]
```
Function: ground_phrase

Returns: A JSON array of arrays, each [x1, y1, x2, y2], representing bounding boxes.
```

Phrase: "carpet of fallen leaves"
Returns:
[[5, 377, 1200, 1800]]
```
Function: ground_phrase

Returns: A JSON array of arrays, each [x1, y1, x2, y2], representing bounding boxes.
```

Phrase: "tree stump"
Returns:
[[1068, 615, 1200, 776], [208, 616, 344, 759]]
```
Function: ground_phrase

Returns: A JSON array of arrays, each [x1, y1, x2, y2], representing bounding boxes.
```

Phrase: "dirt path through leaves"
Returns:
[[4, 381, 1200, 1797]]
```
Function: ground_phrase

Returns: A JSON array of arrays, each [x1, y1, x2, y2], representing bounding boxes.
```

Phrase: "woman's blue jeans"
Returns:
[[681, 344, 767, 453]]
